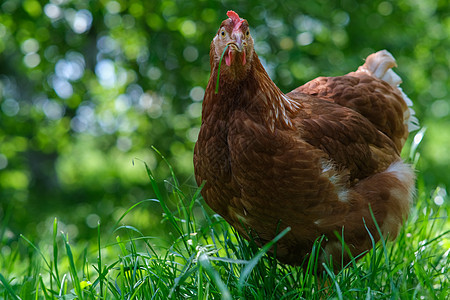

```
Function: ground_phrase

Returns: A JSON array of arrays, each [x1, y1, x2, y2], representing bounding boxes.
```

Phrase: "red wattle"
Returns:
[[242, 50, 246, 65], [225, 48, 232, 66]]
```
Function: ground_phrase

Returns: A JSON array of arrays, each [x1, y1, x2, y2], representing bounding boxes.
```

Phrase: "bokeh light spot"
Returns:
[[71, 9, 93, 34], [183, 46, 199, 62], [52, 76, 73, 99], [378, 2, 393, 16], [117, 136, 132, 152], [147, 67, 162, 81], [1, 99, 20, 116], [180, 20, 196, 37], [106, 1, 121, 14], [21, 38, 39, 54], [86, 214, 100, 228], [296, 32, 313, 46], [44, 3, 61, 19], [431, 100, 449, 118], [95, 59, 116, 88], [189, 86, 204, 102], [23, 53, 41, 68], [43, 99, 65, 120], [0, 154, 8, 170]]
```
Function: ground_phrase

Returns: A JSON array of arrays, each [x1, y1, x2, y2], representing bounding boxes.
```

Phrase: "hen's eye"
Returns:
[[246, 30, 249, 36], [221, 30, 225, 36]]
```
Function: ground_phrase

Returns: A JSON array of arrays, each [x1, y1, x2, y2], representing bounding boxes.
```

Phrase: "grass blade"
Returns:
[[112, 199, 160, 231], [238, 227, 291, 291], [61, 233, 84, 300], [367, 205, 396, 296], [52, 218, 61, 288], [151, 146, 180, 191], [97, 221, 104, 297], [198, 253, 231, 300], [0, 273, 19, 300], [323, 263, 343, 300], [20, 234, 59, 285], [215, 44, 229, 94], [39, 274, 51, 299]]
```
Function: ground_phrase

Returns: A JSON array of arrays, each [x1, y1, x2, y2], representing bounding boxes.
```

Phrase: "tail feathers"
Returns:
[[398, 87, 420, 132], [357, 50, 419, 132]]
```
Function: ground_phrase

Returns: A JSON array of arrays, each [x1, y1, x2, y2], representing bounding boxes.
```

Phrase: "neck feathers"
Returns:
[[252, 59, 301, 131], [205, 52, 301, 132]]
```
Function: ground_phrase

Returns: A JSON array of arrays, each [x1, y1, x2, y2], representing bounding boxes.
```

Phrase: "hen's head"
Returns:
[[212, 11, 254, 75]]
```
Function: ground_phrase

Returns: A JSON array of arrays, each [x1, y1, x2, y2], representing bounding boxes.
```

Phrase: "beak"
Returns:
[[230, 30, 245, 52]]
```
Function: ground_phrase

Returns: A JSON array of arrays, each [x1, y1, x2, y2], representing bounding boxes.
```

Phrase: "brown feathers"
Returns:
[[194, 13, 416, 270]]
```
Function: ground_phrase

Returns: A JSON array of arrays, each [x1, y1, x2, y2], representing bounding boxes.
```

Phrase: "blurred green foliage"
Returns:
[[0, 0, 449, 242]]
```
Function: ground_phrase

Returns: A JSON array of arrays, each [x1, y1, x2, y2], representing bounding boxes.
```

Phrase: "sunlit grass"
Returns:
[[0, 147, 449, 299]]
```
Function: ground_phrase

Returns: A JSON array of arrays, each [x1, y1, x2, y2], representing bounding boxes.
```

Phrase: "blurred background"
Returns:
[[0, 0, 448, 245]]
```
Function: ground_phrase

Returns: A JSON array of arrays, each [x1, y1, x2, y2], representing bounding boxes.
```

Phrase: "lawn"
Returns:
[[1, 141, 449, 299]]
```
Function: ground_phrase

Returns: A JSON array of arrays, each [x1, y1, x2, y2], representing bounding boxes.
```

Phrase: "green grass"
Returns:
[[1, 149, 449, 299]]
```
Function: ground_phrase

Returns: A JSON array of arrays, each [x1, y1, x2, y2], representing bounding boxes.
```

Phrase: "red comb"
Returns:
[[227, 10, 244, 31], [227, 10, 240, 23]]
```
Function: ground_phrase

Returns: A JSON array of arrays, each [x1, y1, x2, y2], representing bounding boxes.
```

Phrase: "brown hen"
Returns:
[[193, 11, 417, 270]]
